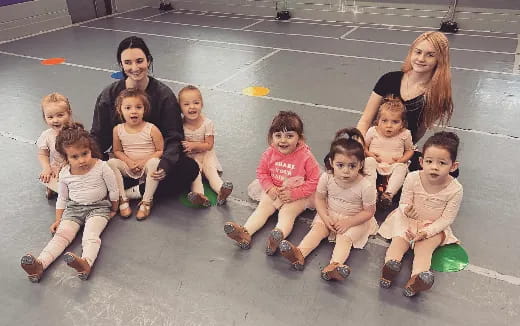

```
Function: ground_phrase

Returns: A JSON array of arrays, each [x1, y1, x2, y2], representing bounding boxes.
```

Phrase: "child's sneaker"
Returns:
[[224, 222, 251, 249], [21, 254, 44, 283], [321, 262, 351, 281], [217, 181, 233, 206], [63, 252, 91, 280], [380, 259, 402, 288], [265, 228, 284, 256], [403, 271, 434, 297], [119, 197, 132, 218], [279, 240, 305, 270], [188, 192, 211, 207], [136, 200, 152, 221]]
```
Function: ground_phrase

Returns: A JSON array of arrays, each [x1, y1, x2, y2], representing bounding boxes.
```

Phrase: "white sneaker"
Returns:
[[125, 185, 142, 200]]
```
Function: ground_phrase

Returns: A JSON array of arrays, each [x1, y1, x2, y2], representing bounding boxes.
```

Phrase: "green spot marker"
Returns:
[[431, 244, 469, 272], [179, 182, 218, 208]]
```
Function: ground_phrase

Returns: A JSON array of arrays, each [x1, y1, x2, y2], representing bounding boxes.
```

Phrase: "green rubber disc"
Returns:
[[179, 182, 218, 208], [431, 244, 469, 272]]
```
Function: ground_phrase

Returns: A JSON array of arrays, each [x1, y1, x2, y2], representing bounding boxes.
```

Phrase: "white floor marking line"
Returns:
[[227, 194, 520, 286], [239, 19, 265, 31], [514, 34, 520, 75], [339, 26, 359, 39], [0, 131, 36, 144], [110, 16, 515, 55], [0, 5, 149, 45], [79, 25, 517, 75], [0, 49, 517, 141], [173, 7, 518, 37], [358, 25, 519, 40], [212, 49, 280, 88]]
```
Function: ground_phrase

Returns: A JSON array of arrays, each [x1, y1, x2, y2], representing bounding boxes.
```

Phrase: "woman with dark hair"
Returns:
[[91, 36, 199, 199]]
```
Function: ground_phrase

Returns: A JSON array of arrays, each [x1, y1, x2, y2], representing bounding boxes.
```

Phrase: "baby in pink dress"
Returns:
[[279, 128, 378, 281], [365, 96, 414, 208], [378, 131, 463, 297]]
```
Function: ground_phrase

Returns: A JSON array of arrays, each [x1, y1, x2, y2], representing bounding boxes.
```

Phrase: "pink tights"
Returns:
[[38, 216, 108, 269], [385, 233, 444, 275], [298, 222, 353, 264]]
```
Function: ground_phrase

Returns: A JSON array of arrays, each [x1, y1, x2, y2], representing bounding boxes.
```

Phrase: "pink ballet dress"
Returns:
[[365, 126, 413, 175], [313, 172, 378, 248], [378, 171, 463, 245]]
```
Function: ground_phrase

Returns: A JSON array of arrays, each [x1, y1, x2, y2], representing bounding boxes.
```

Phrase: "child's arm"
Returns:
[[420, 187, 463, 239], [334, 180, 377, 234], [50, 208, 64, 234], [37, 148, 53, 183], [181, 135, 213, 153], [287, 155, 321, 201], [52, 177, 69, 233], [364, 127, 382, 162], [393, 129, 414, 163], [112, 126, 137, 169], [150, 125, 165, 158], [256, 148, 276, 192], [314, 176, 334, 230]]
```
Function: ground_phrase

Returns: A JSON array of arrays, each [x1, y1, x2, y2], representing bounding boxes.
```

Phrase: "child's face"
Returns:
[[330, 153, 362, 184], [377, 109, 404, 137], [179, 90, 203, 122], [410, 39, 438, 74], [120, 48, 149, 82], [420, 146, 458, 183], [43, 103, 71, 131], [272, 130, 300, 155], [64, 145, 94, 172], [120, 96, 145, 126]]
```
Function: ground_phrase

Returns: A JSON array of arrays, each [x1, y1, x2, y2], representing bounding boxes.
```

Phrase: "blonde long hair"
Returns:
[[402, 31, 453, 128]]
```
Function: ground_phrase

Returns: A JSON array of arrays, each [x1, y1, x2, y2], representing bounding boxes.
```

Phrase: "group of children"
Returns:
[[23, 86, 463, 298], [22, 85, 232, 282], [224, 100, 462, 297]]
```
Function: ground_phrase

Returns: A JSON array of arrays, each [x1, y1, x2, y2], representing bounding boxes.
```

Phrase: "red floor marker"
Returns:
[[41, 58, 66, 65]]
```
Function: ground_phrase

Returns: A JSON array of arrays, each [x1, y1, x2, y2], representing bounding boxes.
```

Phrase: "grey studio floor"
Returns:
[[1, 4, 520, 326]]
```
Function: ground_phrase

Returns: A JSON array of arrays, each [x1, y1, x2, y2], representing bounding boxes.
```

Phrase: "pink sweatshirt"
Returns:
[[256, 143, 321, 201]]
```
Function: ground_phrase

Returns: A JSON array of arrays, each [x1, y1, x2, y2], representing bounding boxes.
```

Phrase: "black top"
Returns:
[[90, 77, 184, 174], [373, 71, 425, 141]]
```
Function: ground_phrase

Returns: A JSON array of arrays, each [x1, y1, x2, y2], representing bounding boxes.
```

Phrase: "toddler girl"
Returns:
[[37, 93, 73, 199], [378, 131, 463, 296], [364, 96, 413, 208], [21, 123, 119, 282], [224, 111, 321, 255], [279, 128, 378, 281], [179, 85, 233, 207], [108, 88, 164, 220]]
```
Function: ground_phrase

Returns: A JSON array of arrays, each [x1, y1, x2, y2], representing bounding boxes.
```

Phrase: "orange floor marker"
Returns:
[[41, 58, 66, 65], [242, 86, 270, 96]]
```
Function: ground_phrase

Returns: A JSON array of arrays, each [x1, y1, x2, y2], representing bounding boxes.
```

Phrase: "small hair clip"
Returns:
[[338, 133, 351, 140]]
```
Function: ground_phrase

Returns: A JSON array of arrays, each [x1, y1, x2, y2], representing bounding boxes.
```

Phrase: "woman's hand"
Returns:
[[151, 168, 166, 181], [39, 167, 54, 183], [50, 220, 61, 234]]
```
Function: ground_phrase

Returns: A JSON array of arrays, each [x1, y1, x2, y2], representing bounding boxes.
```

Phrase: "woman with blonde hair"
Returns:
[[357, 31, 455, 173]]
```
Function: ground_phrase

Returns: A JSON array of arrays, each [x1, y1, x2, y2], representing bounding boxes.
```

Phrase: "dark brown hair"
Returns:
[[268, 111, 304, 144], [117, 36, 153, 78], [376, 95, 407, 128], [422, 131, 460, 161], [115, 88, 151, 121], [55, 122, 102, 161], [324, 128, 366, 174]]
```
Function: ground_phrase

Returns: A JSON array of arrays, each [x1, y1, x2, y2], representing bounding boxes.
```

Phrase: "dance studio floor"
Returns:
[[1, 4, 519, 326]]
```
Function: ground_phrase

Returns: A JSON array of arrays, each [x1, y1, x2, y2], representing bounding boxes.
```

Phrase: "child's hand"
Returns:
[[267, 186, 279, 201], [413, 231, 427, 242], [109, 210, 117, 218], [404, 205, 419, 220], [405, 226, 416, 241], [278, 187, 293, 203], [321, 215, 335, 231], [135, 159, 146, 171], [333, 219, 351, 235], [370, 152, 382, 163], [181, 141, 196, 153], [392, 157, 401, 163], [39, 167, 54, 183], [49, 220, 61, 234]]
